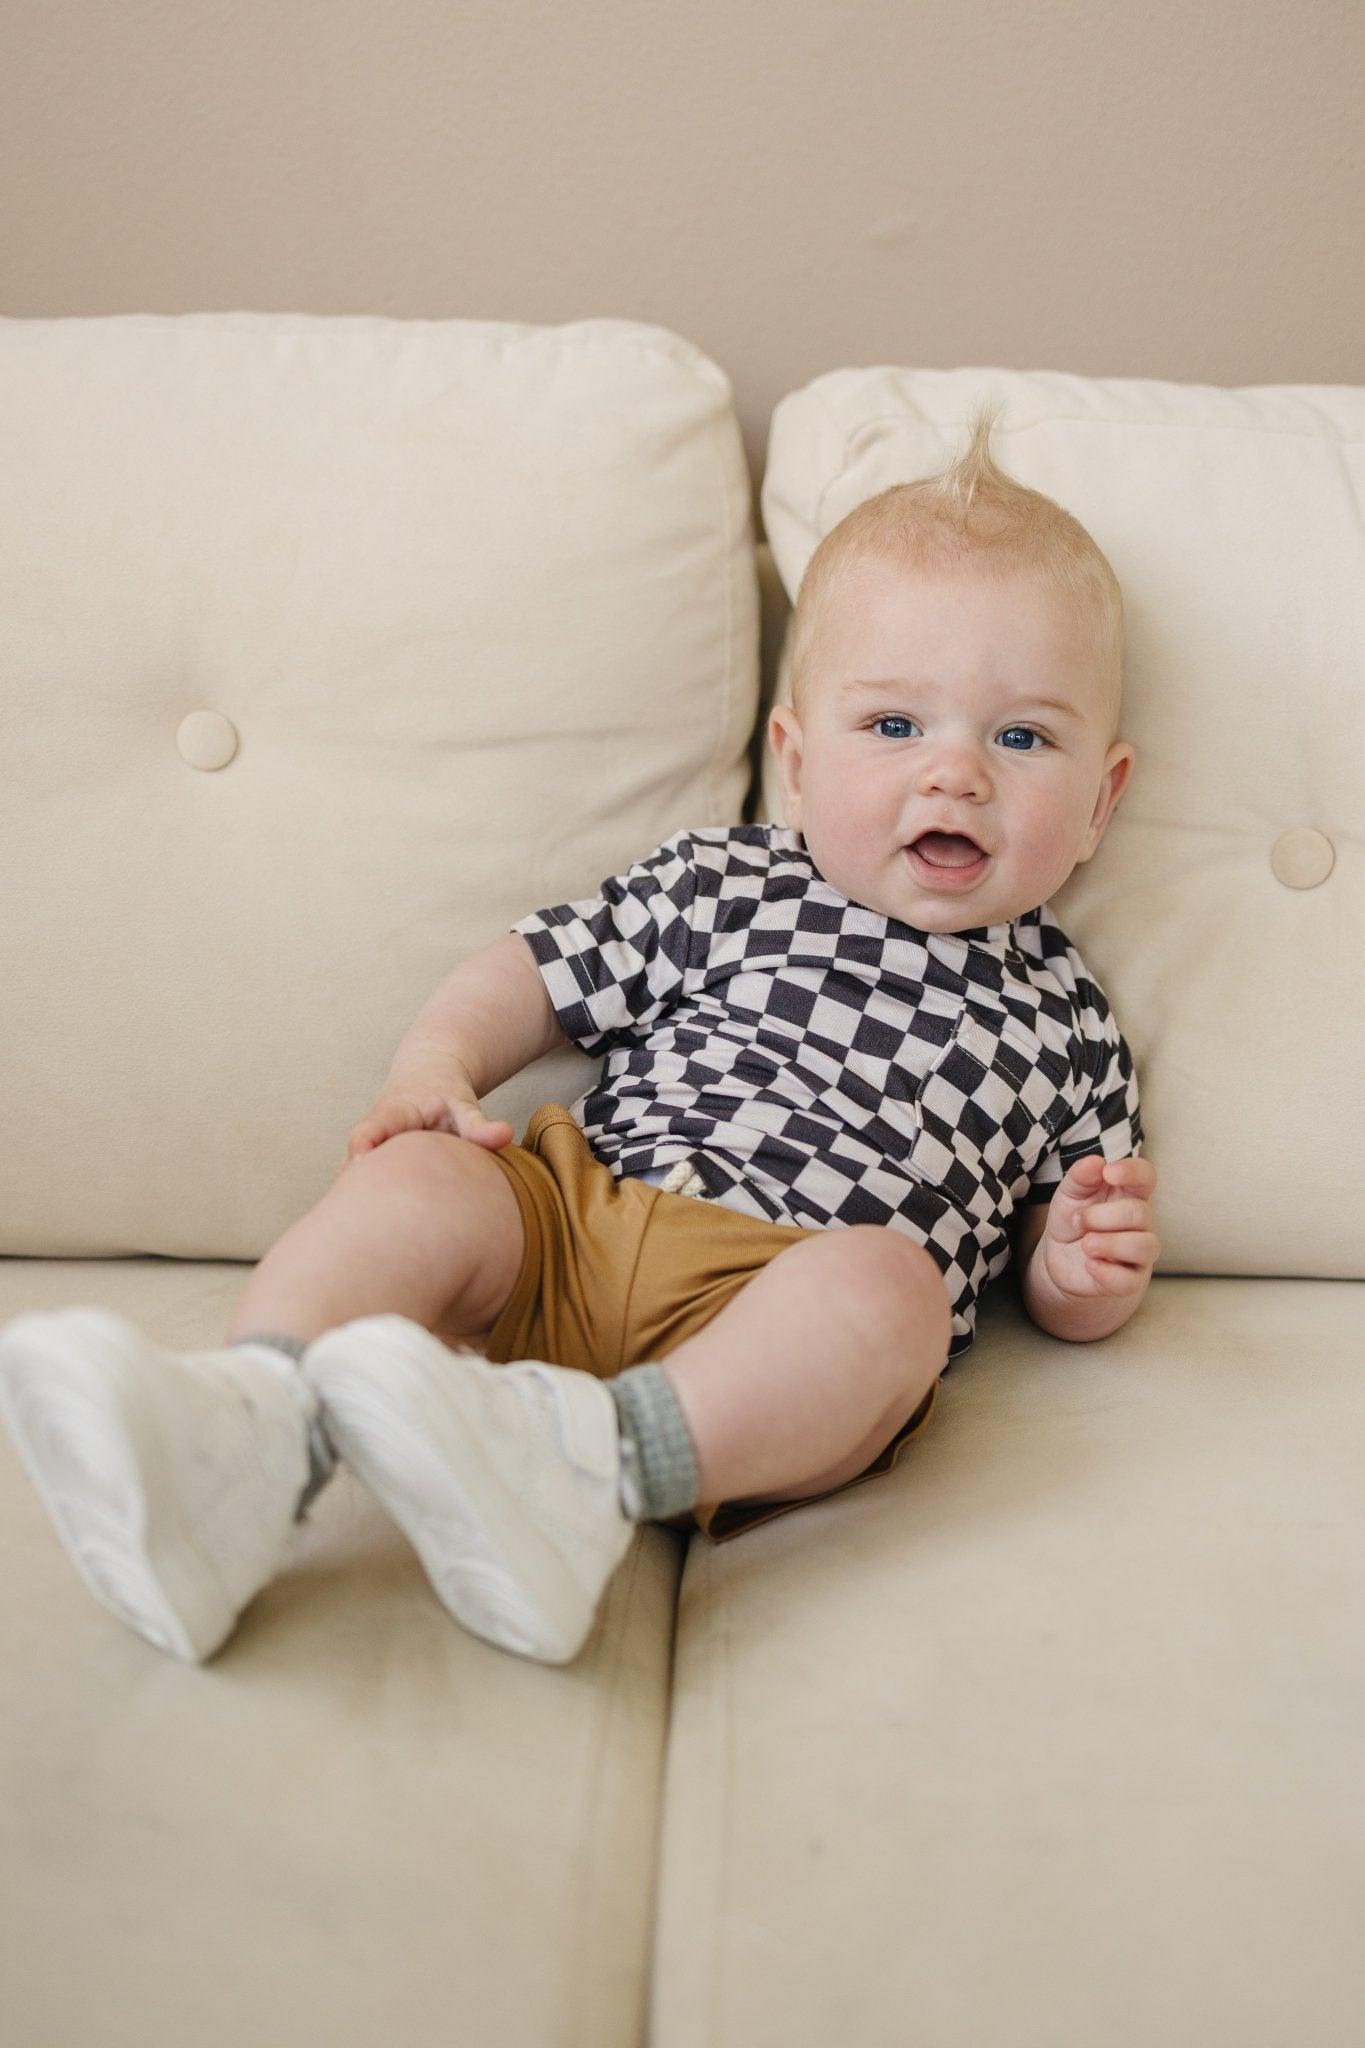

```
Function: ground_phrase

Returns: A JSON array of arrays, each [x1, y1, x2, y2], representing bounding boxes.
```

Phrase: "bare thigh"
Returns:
[[354, 1132, 528, 1354]]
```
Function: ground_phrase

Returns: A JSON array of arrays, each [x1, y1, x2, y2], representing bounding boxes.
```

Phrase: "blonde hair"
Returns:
[[785, 399, 1124, 744]]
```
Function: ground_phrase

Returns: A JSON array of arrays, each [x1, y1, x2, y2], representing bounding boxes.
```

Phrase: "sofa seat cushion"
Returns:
[[652, 1271, 1365, 2045], [0, 1257, 680, 2048]]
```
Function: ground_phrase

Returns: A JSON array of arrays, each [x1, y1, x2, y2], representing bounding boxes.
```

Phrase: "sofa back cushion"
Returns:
[[1, 314, 758, 1256], [757, 368, 1365, 1278]]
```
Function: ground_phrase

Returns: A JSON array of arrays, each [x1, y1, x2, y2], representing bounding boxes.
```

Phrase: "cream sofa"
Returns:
[[2, 315, 1361, 2048]]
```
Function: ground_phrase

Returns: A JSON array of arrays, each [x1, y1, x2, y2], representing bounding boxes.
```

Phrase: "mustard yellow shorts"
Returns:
[[481, 1102, 939, 1543]]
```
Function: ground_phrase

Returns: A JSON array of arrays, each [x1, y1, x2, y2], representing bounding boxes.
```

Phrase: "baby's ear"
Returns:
[[767, 701, 798, 749], [767, 705, 803, 819]]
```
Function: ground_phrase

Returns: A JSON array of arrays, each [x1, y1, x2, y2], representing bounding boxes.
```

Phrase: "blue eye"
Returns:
[[869, 715, 1049, 751]]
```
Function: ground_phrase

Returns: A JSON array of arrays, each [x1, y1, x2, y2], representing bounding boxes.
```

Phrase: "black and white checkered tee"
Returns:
[[512, 825, 1144, 1369]]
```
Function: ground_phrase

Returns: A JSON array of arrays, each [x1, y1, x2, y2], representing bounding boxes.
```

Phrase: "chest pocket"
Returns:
[[907, 999, 1074, 1219]]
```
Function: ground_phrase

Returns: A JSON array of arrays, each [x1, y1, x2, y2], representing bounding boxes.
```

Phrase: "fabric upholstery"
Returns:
[[0, 312, 759, 1258], [654, 1268, 1365, 2047]]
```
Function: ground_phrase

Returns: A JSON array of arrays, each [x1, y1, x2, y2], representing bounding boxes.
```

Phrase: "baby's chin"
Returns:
[[904, 905, 1015, 935], [863, 886, 1019, 935], [883, 874, 1046, 935], [895, 849, 1082, 931]]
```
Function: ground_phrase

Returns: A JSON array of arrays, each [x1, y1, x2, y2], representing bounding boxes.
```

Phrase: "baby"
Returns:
[[0, 401, 1159, 1670]]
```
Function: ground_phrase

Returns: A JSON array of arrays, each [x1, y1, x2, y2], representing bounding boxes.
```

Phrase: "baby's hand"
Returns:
[[341, 1068, 514, 1171], [1037, 1154, 1160, 1302]]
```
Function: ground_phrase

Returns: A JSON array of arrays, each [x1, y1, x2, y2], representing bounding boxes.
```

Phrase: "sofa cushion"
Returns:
[[0, 313, 759, 1257], [651, 1269, 1365, 2045], [756, 368, 1365, 1277], [0, 1255, 680, 2048]]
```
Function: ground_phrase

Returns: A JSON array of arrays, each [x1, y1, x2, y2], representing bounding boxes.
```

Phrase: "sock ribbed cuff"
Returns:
[[233, 1331, 308, 1366], [606, 1362, 700, 1522], [230, 1333, 338, 1521]]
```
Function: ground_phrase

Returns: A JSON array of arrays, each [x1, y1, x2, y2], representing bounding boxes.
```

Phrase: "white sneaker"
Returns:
[[0, 1307, 326, 1664], [303, 1315, 637, 1665]]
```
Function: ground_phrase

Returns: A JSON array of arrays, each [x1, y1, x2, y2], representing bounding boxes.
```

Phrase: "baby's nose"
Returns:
[[920, 752, 990, 793]]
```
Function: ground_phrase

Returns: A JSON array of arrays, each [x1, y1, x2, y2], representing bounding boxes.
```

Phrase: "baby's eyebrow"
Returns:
[[843, 678, 1084, 722]]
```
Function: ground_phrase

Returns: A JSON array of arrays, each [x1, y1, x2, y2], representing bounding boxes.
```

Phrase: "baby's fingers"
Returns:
[[342, 1096, 441, 1165], [1100, 1156, 1157, 1195], [447, 1102, 515, 1149], [1082, 1198, 1151, 1232], [1081, 1229, 1161, 1267]]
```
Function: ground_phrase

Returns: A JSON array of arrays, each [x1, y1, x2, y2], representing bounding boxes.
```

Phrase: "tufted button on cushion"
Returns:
[[175, 710, 239, 771], [1270, 825, 1335, 889]]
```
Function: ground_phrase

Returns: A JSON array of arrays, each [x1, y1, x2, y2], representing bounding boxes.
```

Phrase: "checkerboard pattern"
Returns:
[[513, 826, 1144, 1368]]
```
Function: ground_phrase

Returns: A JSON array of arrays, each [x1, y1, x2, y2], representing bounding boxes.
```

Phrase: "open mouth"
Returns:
[[905, 831, 991, 886]]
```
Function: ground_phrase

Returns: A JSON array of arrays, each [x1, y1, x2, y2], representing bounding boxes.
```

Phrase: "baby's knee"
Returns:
[[833, 1227, 951, 1353], [341, 1122, 511, 1212], [344, 1128, 498, 1201]]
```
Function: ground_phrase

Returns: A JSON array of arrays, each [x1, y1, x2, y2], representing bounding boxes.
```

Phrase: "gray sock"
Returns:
[[606, 1363, 701, 1521], [230, 1333, 338, 1522]]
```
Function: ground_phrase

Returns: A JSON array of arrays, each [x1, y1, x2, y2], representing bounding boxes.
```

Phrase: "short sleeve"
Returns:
[[510, 830, 699, 1058], [1022, 985, 1145, 1204]]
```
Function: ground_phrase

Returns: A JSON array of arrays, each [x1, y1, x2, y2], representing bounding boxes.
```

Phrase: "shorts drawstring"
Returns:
[[658, 1158, 708, 1200]]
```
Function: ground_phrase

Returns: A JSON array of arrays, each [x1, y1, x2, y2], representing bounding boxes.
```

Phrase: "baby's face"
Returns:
[[768, 558, 1136, 934]]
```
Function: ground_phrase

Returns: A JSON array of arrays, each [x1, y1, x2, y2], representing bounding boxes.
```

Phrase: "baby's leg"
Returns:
[[0, 1133, 528, 1666], [657, 1227, 951, 1509], [226, 1133, 526, 1354]]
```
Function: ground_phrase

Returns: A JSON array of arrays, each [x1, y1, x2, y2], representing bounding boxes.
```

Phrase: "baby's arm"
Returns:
[[357, 825, 699, 1166], [393, 933, 568, 1089], [345, 935, 569, 1164]]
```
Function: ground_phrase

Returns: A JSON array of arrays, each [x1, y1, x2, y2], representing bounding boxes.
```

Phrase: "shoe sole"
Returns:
[[0, 1314, 239, 1663], [308, 1333, 612, 1664]]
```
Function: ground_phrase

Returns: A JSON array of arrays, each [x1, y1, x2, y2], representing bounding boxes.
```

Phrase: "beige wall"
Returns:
[[4, 0, 1361, 539]]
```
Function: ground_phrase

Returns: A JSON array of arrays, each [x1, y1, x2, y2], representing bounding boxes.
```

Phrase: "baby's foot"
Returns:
[[303, 1315, 635, 1664], [0, 1308, 324, 1663]]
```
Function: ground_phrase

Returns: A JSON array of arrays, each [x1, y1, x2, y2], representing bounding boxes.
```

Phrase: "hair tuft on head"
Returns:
[[919, 395, 1014, 538]]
